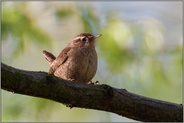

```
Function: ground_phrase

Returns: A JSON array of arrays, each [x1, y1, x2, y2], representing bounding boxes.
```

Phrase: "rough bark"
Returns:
[[1, 62, 183, 122]]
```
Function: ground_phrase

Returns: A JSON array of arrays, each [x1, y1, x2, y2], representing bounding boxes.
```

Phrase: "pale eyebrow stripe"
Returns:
[[73, 35, 88, 41], [73, 36, 81, 40]]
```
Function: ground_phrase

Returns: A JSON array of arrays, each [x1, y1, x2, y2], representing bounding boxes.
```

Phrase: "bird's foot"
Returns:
[[88, 80, 100, 85], [67, 78, 75, 82]]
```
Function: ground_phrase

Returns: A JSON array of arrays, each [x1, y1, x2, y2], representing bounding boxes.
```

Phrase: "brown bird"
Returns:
[[43, 33, 101, 83]]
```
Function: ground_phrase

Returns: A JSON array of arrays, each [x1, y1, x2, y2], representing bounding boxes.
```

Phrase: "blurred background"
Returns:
[[2, 1, 182, 122]]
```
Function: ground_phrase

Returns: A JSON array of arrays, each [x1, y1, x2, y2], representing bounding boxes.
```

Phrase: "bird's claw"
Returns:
[[88, 80, 100, 85]]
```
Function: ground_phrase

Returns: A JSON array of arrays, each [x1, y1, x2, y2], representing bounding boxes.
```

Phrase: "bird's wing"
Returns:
[[48, 47, 71, 74]]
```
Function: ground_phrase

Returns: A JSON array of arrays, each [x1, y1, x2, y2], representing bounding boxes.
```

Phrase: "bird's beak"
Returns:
[[94, 34, 102, 39]]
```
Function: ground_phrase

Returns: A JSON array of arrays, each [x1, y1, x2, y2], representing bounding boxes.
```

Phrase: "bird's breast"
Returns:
[[66, 48, 97, 83]]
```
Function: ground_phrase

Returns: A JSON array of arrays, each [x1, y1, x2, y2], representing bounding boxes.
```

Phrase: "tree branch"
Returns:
[[1, 62, 183, 122]]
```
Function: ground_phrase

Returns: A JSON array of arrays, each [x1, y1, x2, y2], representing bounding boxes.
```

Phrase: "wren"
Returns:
[[43, 33, 101, 83]]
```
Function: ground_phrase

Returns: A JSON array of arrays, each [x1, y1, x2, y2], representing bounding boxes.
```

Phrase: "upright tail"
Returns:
[[42, 50, 56, 64]]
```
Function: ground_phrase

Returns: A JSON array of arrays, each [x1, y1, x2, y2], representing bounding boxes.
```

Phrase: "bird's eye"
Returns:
[[81, 37, 86, 42]]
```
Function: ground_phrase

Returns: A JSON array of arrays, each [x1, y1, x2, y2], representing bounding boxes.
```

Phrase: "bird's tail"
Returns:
[[42, 50, 56, 64]]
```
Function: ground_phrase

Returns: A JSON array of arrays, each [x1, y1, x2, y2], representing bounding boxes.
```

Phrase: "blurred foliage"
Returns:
[[53, 4, 100, 33], [78, 6, 100, 33], [2, 2, 52, 57], [99, 19, 135, 72], [2, 1, 182, 122]]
